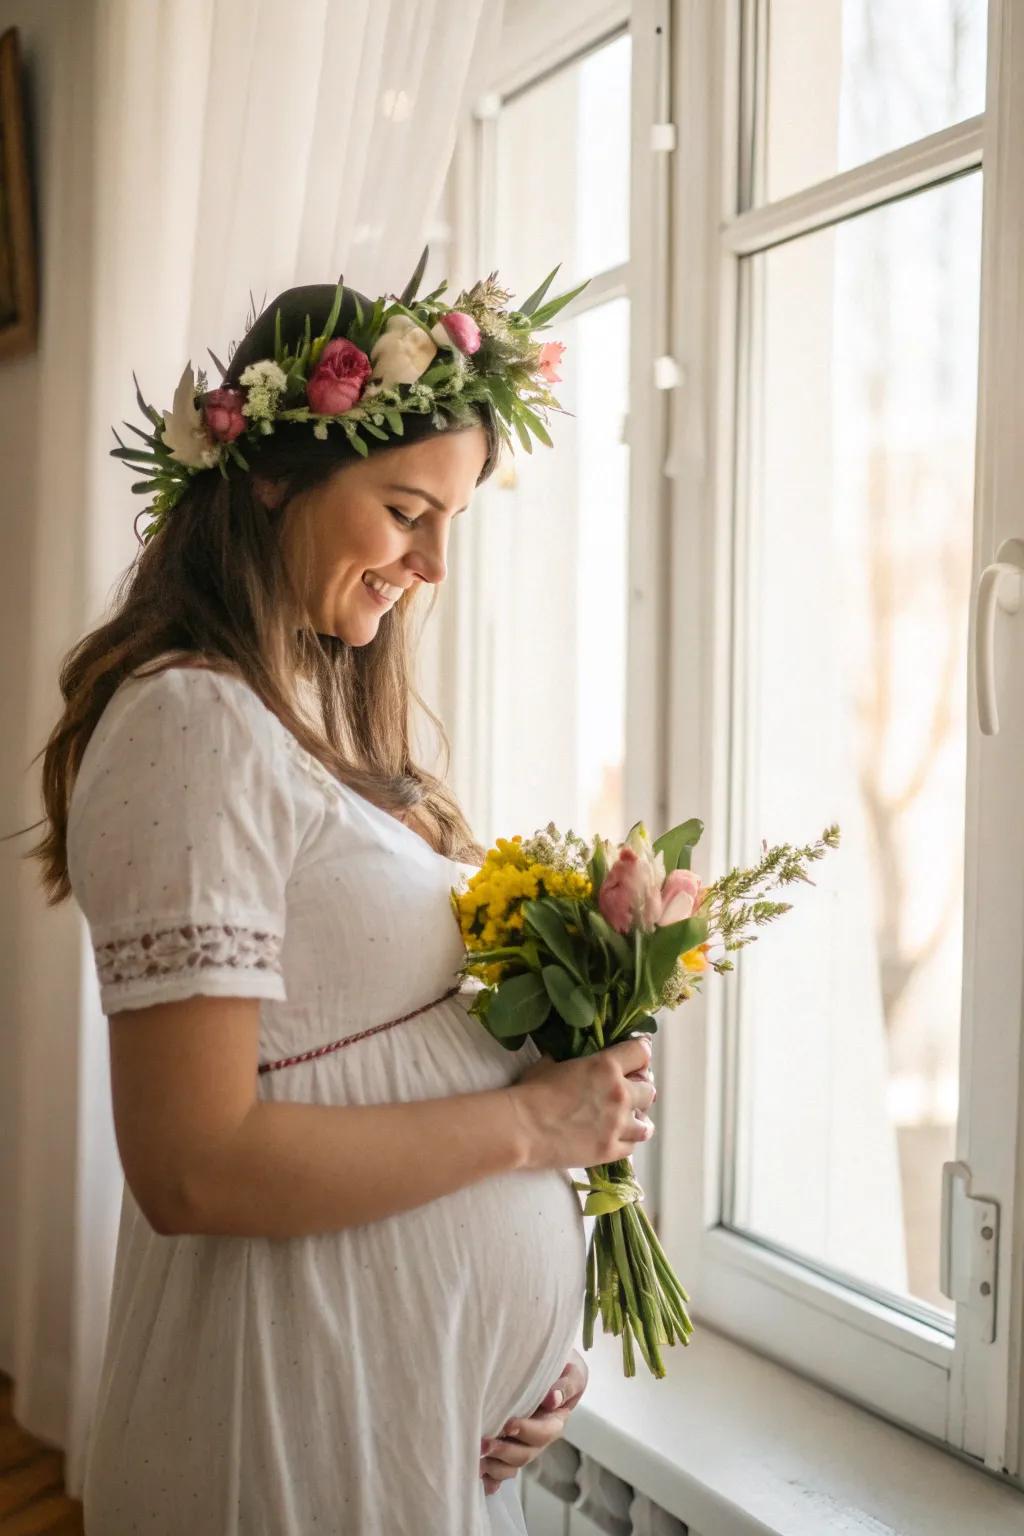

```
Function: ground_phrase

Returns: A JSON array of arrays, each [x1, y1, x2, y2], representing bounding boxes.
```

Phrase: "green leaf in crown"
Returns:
[[110, 246, 590, 540]]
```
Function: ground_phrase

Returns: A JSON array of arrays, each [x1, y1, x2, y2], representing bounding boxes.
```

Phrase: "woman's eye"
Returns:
[[388, 507, 418, 529]]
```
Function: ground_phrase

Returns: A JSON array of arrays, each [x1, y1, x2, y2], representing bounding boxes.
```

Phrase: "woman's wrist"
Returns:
[[499, 1084, 541, 1173]]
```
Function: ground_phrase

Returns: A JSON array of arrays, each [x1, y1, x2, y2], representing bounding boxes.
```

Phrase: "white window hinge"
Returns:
[[940, 1160, 999, 1342], [653, 355, 684, 390], [651, 122, 676, 152]]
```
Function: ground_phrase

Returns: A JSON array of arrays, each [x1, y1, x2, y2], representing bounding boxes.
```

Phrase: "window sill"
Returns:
[[564, 1320, 1024, 1535]]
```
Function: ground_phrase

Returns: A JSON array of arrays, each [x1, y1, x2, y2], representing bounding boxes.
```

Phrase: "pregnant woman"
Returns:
[[28, 256, 657, 1534]]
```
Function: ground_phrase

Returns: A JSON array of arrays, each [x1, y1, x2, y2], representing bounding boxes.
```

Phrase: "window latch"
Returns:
[[653, 356, 683, 390], [940, 1160, 998, 1342]]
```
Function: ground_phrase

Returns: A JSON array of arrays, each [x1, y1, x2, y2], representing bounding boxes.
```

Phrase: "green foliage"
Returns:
[[111, 264, 591, 537], [486, 971, 550, 1040], [652, 818, 704, 873]]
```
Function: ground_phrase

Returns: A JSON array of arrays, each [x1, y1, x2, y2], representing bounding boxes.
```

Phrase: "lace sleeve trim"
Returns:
[[95, 923, 283, 987]]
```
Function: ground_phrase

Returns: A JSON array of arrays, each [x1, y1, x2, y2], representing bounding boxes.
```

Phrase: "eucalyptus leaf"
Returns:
[[487, 971, 550, 1040], [541, 965, 596, 1032]]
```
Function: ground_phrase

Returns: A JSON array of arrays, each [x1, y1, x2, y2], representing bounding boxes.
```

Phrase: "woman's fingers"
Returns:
[[496, 1411, 566, 1449], [625, 1062, 656, 1101], [627, 1074, 657, 1118], [481, 1439, 533, 1473]]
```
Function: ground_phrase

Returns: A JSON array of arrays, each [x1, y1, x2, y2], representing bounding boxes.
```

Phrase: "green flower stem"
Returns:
[[577, 1156, 694, 1376], [614, 1213, 663, 1377], [583, 1228, 598, 1349], [624, 1204, 668, 1347]]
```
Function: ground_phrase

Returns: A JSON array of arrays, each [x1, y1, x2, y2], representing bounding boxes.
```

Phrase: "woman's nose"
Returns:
[[409, 533, 448, 584]]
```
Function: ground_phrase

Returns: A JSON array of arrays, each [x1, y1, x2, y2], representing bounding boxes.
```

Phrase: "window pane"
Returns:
[[730, 173, 982, 1319], [495, 32, 630, 279], [482, 299, 630, 848], [752, 0, 986, 205]]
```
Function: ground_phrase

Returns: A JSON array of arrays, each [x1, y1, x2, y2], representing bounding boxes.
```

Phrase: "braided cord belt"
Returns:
[[257, 981, 469, 1075]]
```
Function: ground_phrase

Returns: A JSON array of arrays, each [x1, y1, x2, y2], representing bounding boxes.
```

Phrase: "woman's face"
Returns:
[[274, 426, 489, 645]]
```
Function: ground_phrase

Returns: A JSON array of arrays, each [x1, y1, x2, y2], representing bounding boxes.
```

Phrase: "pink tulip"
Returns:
[[599, 846, 661, 936], [657, 869, 705, 926], [307, 338, 372, 415], [439, 310, 481, 354], [202, 386, 247, 443]]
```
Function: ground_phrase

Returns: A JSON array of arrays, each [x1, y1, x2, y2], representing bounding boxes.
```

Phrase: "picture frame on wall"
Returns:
[[0, 25, 37, 361]]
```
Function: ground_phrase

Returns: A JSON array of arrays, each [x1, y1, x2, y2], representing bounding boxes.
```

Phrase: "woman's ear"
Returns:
[[252, 474, 288, 510]]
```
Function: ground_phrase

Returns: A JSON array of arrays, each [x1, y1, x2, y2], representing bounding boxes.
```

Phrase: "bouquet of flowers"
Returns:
[[449, 815, 841, 1378]]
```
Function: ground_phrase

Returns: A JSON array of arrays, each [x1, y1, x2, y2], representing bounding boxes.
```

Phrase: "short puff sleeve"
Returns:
[[67, 666, 297, 1014]]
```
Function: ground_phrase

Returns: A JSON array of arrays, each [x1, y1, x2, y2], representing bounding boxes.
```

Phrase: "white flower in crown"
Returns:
[[368, 314, 438, 391], [240, 359, 289, 423], [161, 363, 222, 469]]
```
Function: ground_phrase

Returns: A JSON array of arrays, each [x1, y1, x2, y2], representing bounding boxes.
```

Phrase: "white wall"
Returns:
[[0, 0, 99, 1384]]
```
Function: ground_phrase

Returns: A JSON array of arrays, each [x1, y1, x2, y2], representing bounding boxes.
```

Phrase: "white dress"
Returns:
[[67, 661, 586, 1536]]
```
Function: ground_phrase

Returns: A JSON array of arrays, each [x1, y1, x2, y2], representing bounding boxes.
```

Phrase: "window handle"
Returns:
[[975, 537, 1024, 735]]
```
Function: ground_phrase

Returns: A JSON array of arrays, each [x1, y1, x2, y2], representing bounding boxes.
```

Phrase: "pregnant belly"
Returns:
[[268, 998, 588, 1442], [338, 1158, 587, 1437]]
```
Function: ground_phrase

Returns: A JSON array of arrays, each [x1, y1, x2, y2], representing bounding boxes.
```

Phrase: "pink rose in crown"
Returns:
[[537, 341, 565, 384], [306, 338, 372, 415], [438, 311, 481, 354], [202, 386, 247, 443]]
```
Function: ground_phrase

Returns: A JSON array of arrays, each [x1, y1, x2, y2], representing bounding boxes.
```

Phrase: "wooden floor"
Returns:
[[0, 1372, 84, 1534]]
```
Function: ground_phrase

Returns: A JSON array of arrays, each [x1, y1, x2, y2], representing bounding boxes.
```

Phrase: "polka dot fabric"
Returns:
[[67, 661, 585, 1534]]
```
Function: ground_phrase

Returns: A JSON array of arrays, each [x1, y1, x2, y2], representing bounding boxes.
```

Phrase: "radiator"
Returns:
[[521, 1441, 690, 1535]]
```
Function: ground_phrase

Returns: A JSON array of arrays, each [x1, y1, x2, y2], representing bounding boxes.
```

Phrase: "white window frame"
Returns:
[[442, 0, 677, 1233], [657, 0, 1024, 1483]]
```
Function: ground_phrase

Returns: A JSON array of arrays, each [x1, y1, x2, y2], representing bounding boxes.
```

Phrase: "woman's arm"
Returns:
[[110, 993, 530, 1240]]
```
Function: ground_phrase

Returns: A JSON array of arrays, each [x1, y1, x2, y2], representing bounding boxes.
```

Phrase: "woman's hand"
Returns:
[[511, 1034, 657, 1172], [479, 1350, 590, 1495]]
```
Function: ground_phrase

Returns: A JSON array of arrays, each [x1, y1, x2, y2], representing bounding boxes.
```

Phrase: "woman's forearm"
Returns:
[[172, 1088, 532, 1239]]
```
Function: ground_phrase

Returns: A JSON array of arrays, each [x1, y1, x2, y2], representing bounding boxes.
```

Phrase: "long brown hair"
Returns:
[[19, 405, 500, 905]]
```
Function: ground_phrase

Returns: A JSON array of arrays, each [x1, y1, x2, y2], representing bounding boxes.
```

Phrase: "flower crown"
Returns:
[[112, 247, 590, 544]]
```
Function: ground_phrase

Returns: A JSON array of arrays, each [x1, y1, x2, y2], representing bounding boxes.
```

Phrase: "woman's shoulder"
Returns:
[[92, 652, 286, 766]]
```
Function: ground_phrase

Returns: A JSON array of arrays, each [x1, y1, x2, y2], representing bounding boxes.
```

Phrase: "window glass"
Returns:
[[483, 299, 630, 847], [753, 0, 986, 205], [495, 33, 630, 282], [731, 172, 983, 1317], [487, 36, 631, 846]]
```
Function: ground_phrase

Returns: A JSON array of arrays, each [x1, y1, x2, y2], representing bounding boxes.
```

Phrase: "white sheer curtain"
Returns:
[[9, 0, 502, 1496]]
